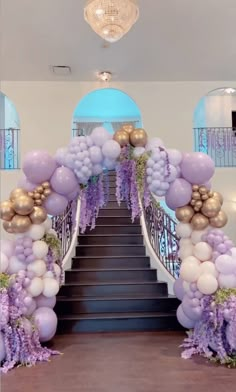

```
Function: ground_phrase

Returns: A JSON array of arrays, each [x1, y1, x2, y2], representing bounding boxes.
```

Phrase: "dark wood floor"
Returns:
[[2, 332, 236, 392]]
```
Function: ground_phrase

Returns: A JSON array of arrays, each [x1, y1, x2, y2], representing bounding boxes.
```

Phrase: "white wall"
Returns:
[[1, 81, 236, 241]]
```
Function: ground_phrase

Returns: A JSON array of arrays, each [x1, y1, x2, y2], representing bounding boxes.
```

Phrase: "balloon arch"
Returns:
[[1, 125, 236, 371]]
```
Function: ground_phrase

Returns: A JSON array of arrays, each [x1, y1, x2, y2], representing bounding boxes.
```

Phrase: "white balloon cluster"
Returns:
[[55, 127, 121, 185], [146, 146, 182, 197]]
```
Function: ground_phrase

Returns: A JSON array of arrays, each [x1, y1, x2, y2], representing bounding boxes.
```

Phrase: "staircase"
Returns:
[[56, 173, 180, 333]]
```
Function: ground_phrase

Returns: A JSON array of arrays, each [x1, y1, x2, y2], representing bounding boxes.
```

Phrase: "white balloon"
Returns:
[[193, 242, 212, 262], [191, 229, 208, 245], [197, 274, 218, 295], [182, 255, 200, 264], [28, 224, 45, 241], [176, 223, 192, 239], [44, 271, 55, 279], [32, 241, 49, 259], [230, 247, 236, 258], [133, 147, 145, 158], [102, 140, 121, 160], [47, 229, 58, 237], [28, 260, 47, 277], [43, 217, 52, 232], [167, 149, 182, 166], [200, 261, 218, 277], [179, 238, 193, 247], [218, 273, 236, 289], [0, 252, 9, 273], [90, 127, 111, 147], [54, 263, 61, 278], [43, 278, 60, 297], [27, 277, 44, 297], [180, 259, 201, 283], [179, 245, 194, 260], [8, 256, 26, 274]]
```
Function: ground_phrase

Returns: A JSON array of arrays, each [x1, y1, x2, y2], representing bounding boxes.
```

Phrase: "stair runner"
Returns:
[[56, 173, 181, 333]]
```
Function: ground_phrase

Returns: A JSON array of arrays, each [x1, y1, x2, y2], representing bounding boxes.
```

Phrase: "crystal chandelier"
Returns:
[[84, 0, 139, 43]]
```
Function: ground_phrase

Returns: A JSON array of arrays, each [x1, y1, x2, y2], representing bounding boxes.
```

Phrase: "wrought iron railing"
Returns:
[[143, 199, 180, 279], [0, 128, 20, 169], [52, 201, 74, 261], [194, 127, 236, 167]]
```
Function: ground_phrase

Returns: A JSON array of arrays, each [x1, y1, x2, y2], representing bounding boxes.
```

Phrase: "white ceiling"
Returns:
[[1, 0, 236, 81]]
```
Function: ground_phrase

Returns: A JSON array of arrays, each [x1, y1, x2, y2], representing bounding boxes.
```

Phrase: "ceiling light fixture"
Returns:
[[97, 71, 112, 82], [225, 88, 236, 94], [84, 0, 139, 43]]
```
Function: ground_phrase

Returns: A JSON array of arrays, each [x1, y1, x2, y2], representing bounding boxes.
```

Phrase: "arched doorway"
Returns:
[[71, 88, 142, 137], [0, 92, 20, 169], [193, 87, 236, 167]]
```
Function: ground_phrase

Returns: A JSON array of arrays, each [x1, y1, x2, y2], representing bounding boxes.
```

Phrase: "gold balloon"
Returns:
[[41, 194, 46, 201], [201, 194, 209, 201], [30, 206, 47, 224], [195, 200, 203, 209], [208, 191, 214, 198], [28, 192, 34, 198], [192, 185, 199, 192], [194, 206, 201, 212], [192, 192, 201, 200], [36, 186, 44, 194], [35, 199, 42, 206], [0, 200, 15, 221], [209, 210, 228, 228], [113, 130, 129, 147], [121, 124, 134, 134], [34, 192, 41, 200], [11, 215, 31, 233], [201, 198, 221, 218], [12, 195, 34, 216], [199, 186, 207, 195], [190, 200, 196, 206], [42, 181, 50, 189], [212, 191, 224, 206], [191, 213, 209, 230], [10, 188, 27, 202], [129, 128, 148, 148], [43, 189, 52, 197], [3, 220, 15, 234], [176, 206, 194, 223]]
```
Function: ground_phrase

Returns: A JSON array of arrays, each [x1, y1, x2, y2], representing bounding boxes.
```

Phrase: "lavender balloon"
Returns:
[[165, 178, 192, 210], [177, 305, 196, 329], [33, 307, 58, 342], [18, 175, 39, 191], [23, 150, 57, 183], [173, 277, 185, 301], [50, 166, 78, 196], [180, 152, 215, 184], [43, 192, 68, 215]]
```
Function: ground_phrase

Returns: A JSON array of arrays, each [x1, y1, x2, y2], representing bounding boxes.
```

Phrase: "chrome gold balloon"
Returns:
[[201, 198, 221, 218], [12, 194, 34, 215], [175, 206, 194, 223], [129, 128, 148, 148], [42, 181, 50, 189], [209, 210, 228, 228], [10, 188, 28, 202], [11, 215, 31, 233], [0, 200, 15, 221], [212, 191, 224, 206], [30, 206, 47, 224], [113, 129, 129, 147], [121, 124, 134, 134], [191, 213, 209, 230], [3, 220, 15, 234]]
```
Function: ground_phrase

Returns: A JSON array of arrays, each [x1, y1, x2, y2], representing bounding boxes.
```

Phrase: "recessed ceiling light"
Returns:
[[225, 88, 235, 94], [52, 66, 71, 75], [97, 71, 112, 82]]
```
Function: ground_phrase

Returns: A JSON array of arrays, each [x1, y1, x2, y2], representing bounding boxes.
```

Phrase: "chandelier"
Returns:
[[84, 0, 139, 43]]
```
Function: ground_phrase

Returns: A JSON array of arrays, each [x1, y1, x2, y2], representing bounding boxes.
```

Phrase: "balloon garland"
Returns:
[[0, 124, 235, 370]]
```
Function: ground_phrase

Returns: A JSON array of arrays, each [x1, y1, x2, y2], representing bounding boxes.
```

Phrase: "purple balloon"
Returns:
[[182, 297, 203, 321], [33, 307, 58, 342], [173, 278, 185, 301], [26, 254, 35, 264], [35, 295, 56, 309], [43, 192, 68, 216], [89, 146, 103, 164], [215, 254, 236, 274], [67, 186, 79, 201], [18, 175, 39, 191], [176, 305, 196, 329], [165, 178, 192, 210], [180, 152, 215, 184], [217, 244, 227, 253], [23, 150, 57, 183], [0, 332, 6, 362], [18, 254, 26, 262], [50, 166, 78, 196]]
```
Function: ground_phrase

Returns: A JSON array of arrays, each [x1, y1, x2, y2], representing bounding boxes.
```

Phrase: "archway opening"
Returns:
[[72, 88, 142, 136], [0, 92, 20, 169], [193, 87, 236, 167]]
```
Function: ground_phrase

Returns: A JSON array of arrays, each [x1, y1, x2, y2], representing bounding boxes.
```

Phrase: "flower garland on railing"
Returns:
[[181, 289, 236, 367], [79, 173, 106, 233]]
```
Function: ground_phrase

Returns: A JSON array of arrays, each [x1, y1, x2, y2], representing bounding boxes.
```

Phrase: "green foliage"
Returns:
[[43, 233, 61, 260], [214, 289, 236, 305], [0, 273, 10, 289], [134, 152, 149, 196]]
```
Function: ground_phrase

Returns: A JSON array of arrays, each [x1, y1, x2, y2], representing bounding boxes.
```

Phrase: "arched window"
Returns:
[[72, 88, 142, 136], [193, 87, 236, 167], [0, 92, 20, 169]]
